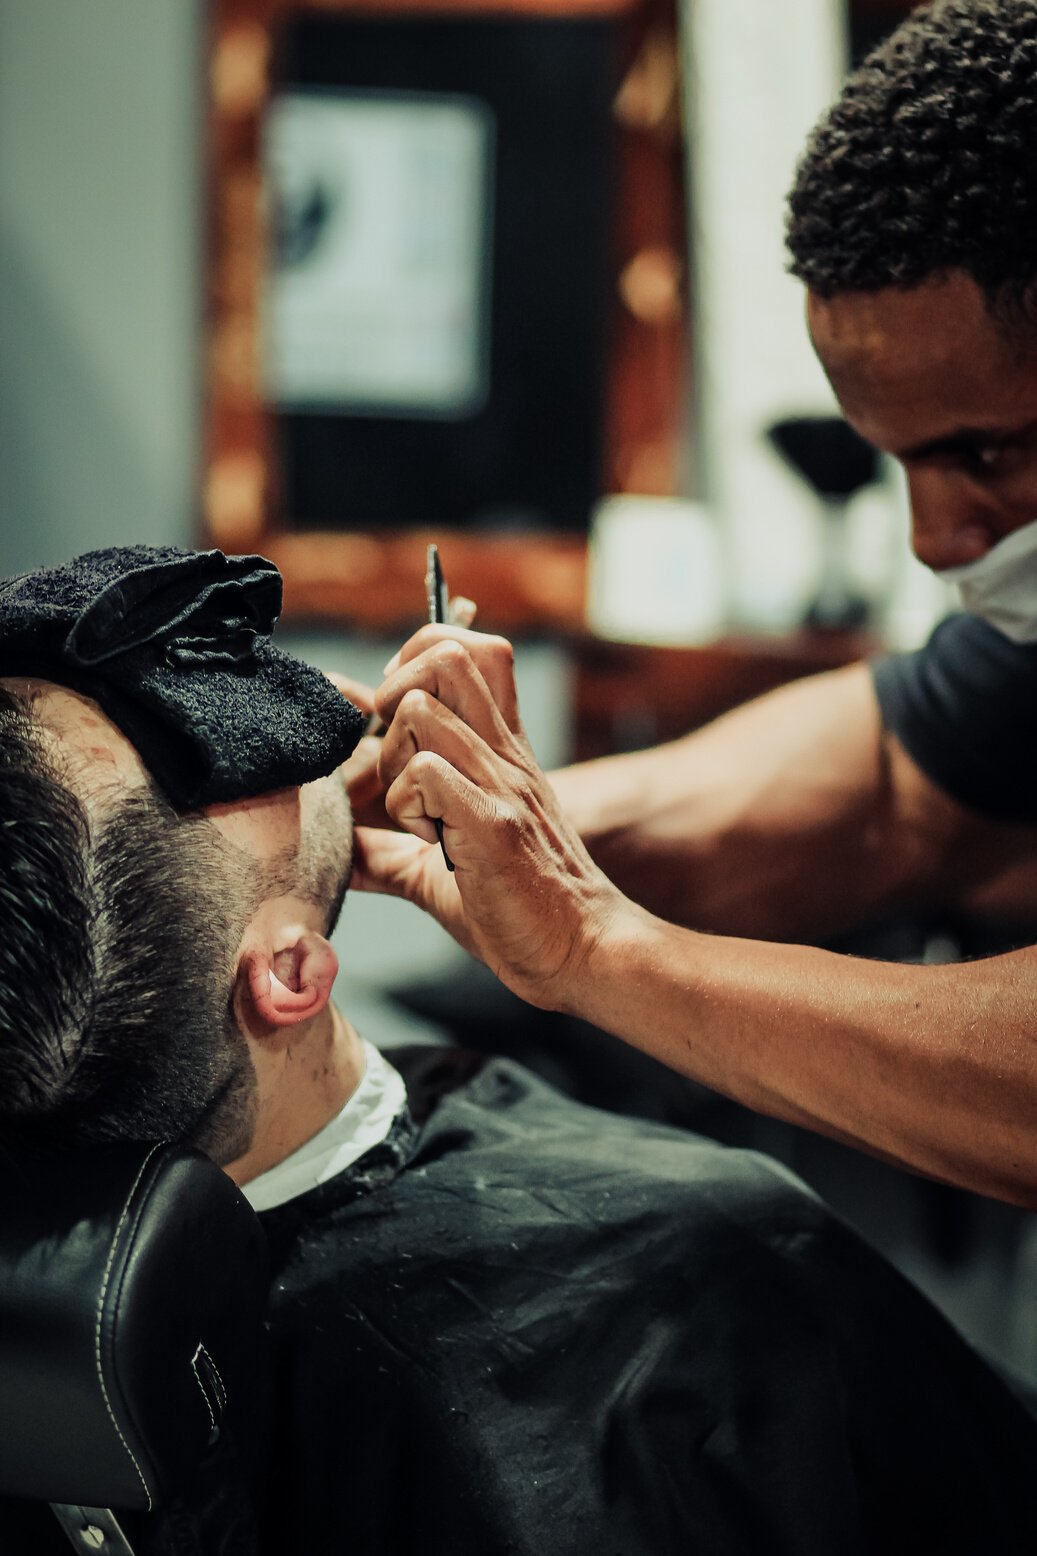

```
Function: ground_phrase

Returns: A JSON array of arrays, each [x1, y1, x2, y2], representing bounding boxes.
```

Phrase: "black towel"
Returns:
[[0, 546, 365, 808]]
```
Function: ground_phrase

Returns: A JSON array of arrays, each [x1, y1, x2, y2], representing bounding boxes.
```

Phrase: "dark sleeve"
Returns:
[[871, 613, 1037, 823]]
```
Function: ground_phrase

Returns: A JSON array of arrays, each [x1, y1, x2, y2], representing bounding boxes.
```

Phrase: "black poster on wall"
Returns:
[[265, 14, 617, 534]]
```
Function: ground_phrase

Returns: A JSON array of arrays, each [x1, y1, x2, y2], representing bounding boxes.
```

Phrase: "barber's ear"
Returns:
[[237, 931, 338, 1034]]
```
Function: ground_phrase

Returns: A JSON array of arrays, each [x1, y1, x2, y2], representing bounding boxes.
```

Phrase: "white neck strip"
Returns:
[[241, 1039, 407, 1213]]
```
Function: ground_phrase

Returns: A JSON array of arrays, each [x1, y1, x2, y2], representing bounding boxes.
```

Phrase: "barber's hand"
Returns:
[[351, 626, 624, 1011]]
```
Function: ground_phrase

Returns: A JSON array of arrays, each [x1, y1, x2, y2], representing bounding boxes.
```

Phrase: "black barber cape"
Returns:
[[6, 1047, 1034, 1555], [250, 1048, 1037, 1556]]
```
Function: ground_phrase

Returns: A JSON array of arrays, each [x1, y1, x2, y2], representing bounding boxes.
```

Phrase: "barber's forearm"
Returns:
[[550, 664, 936, 941], [541, 789, 878, 942], [571, 905, 1037, 1206]]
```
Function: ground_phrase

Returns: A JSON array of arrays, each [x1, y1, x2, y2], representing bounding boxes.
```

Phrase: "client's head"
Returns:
[[0, 676, 354, 1166]]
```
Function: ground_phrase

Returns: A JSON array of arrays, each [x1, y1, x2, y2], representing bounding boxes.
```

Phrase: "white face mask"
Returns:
[[935, 517, 1037, 643]]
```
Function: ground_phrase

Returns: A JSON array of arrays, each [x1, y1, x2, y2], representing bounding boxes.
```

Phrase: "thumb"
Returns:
[[351, 824, 433, 900], [352, 825, 472, 954]]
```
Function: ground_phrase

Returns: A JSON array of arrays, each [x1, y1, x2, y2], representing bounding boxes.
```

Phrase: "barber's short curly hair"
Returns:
[[787, 0, 1037, 327], [0, 683, 258, 1163]]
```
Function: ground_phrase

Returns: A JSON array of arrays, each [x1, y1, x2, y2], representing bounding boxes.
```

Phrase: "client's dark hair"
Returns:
[[0, 684, 257, 1163], [787, 0, 1037, 329]]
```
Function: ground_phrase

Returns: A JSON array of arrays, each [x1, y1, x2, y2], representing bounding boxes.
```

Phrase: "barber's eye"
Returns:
[[960, 442, 1008, 476]]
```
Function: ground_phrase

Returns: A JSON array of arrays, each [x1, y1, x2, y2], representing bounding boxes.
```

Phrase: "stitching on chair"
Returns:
[[94, 1144, 165, 1512], [190, 1343, 218, 1433], [195, 1342, 228, 1411], [190, 1345, 216, 1435]]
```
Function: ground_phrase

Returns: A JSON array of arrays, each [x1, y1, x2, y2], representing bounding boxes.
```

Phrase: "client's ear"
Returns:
[[237, 930, 339, 1035]]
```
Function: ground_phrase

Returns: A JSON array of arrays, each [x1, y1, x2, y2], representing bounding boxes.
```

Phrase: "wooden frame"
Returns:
[[204, 0, 688, 632]]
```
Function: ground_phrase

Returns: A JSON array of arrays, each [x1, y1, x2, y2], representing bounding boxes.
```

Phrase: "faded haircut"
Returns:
[[0, 682, 258, 1163]]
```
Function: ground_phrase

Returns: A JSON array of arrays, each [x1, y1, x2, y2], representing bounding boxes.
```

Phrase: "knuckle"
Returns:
[[511, 779, 541, 820], [496, 798, 526, 838], [411, 749, 442, 783], [399, 687, 431, 720], [485, 635, 515, 668], [434, 639, 469, 671]]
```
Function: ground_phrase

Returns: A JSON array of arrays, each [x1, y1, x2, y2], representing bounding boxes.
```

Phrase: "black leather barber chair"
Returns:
[[0, 1142, 269, 1555]]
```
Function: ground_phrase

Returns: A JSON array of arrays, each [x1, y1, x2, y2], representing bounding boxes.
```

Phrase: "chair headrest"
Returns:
[[0, 1141, 268, 1511]]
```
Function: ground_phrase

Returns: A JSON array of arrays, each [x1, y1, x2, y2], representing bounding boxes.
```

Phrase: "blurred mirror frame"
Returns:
[[204, 0, 689, 634]]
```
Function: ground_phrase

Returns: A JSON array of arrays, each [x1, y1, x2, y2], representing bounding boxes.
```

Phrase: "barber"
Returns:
[[347, 1, 1037, 1209], [350, 538, 1037, 1209]]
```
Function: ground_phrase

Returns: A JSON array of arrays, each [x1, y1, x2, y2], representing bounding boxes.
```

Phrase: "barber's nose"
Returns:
[[905, 468, 994, 571]]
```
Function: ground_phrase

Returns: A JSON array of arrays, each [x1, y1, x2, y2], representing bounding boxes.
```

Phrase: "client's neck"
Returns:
[[226, 1003, 364, 1187]]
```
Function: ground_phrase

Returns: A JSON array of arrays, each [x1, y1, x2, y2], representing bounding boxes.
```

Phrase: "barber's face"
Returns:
[[807, 270, 1037, 571]]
